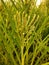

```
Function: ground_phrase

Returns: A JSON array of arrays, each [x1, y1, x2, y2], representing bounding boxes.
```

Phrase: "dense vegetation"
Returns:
[[0, 0, 49, 65]]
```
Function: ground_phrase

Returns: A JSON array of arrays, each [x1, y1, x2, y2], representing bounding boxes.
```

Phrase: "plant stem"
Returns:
[[21, 46, 24, 65]]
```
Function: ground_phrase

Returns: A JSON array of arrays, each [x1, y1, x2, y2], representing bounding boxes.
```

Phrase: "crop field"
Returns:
[[0, 0, 49, 65]]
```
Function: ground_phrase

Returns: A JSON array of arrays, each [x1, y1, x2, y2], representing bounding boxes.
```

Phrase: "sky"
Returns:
[[2, 0, 42, 7], [36, 0, 42, 7]]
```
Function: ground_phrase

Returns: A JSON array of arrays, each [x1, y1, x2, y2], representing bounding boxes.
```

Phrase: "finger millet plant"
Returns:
[[0, 0, 49, 65]]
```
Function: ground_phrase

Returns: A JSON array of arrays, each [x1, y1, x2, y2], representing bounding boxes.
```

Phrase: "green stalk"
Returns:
[[30, 35, 49, 65], [21, 46, 24, 65]]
